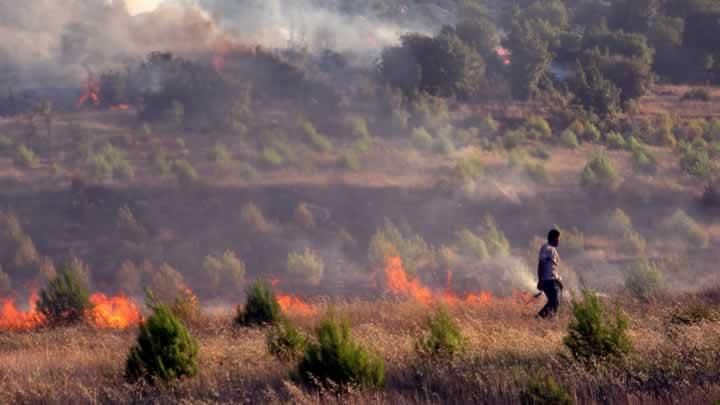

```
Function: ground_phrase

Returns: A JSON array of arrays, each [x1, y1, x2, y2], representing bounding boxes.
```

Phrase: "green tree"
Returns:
[[37, 264, 93, 326], [505, 20, 552, 100], [235, 280, 282, 326], [125, 304, 199, 383], [297, 315, 385, 389], [564, 289, 631, 364]]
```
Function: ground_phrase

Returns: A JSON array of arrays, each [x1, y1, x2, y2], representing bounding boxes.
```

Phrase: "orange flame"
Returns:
[[384, 257, 492, 306], [76, 74, 101, 109], [0, 291, 44, 331], [110, 104, 133, 111], [89, 293, 142, 329], [276, 294, 316, 316]]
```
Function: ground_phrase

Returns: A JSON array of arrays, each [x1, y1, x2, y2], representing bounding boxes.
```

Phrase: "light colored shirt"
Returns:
[[538, 243, 560, 281]]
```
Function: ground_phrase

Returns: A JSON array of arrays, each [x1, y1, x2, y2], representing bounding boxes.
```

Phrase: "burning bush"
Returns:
[[520, 371, 574, 405], [368, 220, 431, 277], [287, 249, 325, 287], [624, 258, 666, 299], [297, 315, 385, 390], [37, 263, 93, 326], [235, 280, 282, 327], [125, 304, 198, 384], [415, 307, 466, 359], [266, 318, 307, 362], [564, 289, 631, 364]]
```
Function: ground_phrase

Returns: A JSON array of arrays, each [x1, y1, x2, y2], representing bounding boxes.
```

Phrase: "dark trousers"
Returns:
[[538, 279, 561, 318]]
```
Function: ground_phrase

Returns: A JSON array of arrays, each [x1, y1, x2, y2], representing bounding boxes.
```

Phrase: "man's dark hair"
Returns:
[[548, 229, 560, 242]]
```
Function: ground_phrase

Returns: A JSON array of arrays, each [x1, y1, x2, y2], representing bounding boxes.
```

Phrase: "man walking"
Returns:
[[537, 229, 563, 319]]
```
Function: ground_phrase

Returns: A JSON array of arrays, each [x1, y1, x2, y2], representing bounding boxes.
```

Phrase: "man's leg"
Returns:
[[546, 282, 560, 317], [538, 281, 553, 318]]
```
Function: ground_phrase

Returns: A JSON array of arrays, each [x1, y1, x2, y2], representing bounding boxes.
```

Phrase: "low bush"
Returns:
[[287, 248, 325, 286], [625, 257, 665, 299], [15, 144, 36, 168], [454, 152, 484, 182], [664, 210, 709, 248], [525, 162, 550, 184], [680, 148, 714, 178], [412, 127, 434, 150], [416, 307, 466, 359], [564, 289, 631, 364], [560, 130, 579, 149], [368, 220, 431, 277], [37, 263, 94, 326], [681, 88, 711, 102], [582, 123, 602, 143], [530, 146, 551, 160], [240, 202, 275, 233], [520, 372, 574, 405], [503, 129, 526, 150], [622, 230, 647, 255], [267, 319, 307, 362], [580, 153, 619, 191], [302, 121, 333, 153], [297, 315, 385, 389], [208, 143, 232, 167], [89, 144, 134, 180], [340, 150, 361, 170], [261, 147, 285, 167], [668, 302, 718, 326], [482, 216, 511, 258], [125, 304, 199, 383], [293, 202, 315, 229], [235, 280, 282, 326], [525, 116, 552, 139], [456, 229, 490, 261], [604, 131, 626, 150], [150, 149, 172, 177], [172, 159, 197, 185], [149, 263, 187, 304], [606, 208, 632, 236], [203, 250, 245, 292]]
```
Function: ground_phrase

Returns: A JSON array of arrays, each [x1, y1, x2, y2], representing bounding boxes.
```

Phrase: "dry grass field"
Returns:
[[2, 293, 720, 404]]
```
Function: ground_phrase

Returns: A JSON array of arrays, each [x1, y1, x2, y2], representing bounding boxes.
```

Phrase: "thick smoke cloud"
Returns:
[[0, 0, 451, 89]]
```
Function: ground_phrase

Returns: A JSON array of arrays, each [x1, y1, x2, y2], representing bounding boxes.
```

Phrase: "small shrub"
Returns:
[[483, 216, 511, 258], [435, 132, 456, 155], [0, 135, 14, 151], [149, 263, 187, 304], [239, 162, 258, 180], [90, 154, 113, 179], [416, 307, 466, 359], [347, 116, 370, 139], [560, 130, 579, 149], [556, 226, 585, 255], [622, 230, 647, 255], [368, 220, 431, 277], [294, 202, 315, 229], [630, 141, 657, 173], [604, 131, 626, 150], [262, 147, 284, 167], [151, 149, 172, 177], [520, 372, 574, 405], [530, 146, 551, 160], [456, 229, 490, 261], [665, 210, 709, 248], [525, 162, 549, 184], [208, 143, 232, 167], [481, 115, 499, 134], [37, 263, 93, 326], [625, 257, 665, 298], [582, 123, 602, 143], [297, 315, 385, 389], [564, 289, 631, 364], [606, 208, 632, 235], [412, 127, 434, 150], [580, 153, 619, 191], [681, 148, 714, 178], [115, 159, 135, 180], [173, 159, 198, 185], [236, 280, 282, 326], [125, 304, 199, 383], [302, 121, 333, 153], [15, 144, 36, 168], [267, 319, 307, 362], [240, 202, 274, 233], [454, 152, 484, 182], [204, 250, 245, 292], [525, 116, 552, 139], [503, 129, 526, 150], [287, 248, 325, 286], [681, 88, 711, 102]]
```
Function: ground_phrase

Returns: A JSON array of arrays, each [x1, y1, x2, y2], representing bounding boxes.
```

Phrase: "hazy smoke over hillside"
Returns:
[[0, 0, 446, 89]]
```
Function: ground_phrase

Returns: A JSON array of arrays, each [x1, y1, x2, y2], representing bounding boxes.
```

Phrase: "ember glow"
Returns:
[[89, 293, 142, 329], [0, 291, 44, 331], [76, 74, 101, 109], [384, 257, 492, 306]]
